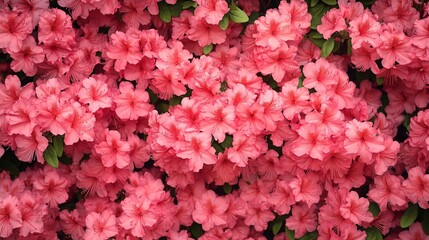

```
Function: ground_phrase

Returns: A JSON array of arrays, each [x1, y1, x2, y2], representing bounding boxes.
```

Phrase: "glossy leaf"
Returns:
[[229, 4, 249, 23], [321, 38, 335, 57], [400, 204, 419, 228], [44, 145, 59, 168]]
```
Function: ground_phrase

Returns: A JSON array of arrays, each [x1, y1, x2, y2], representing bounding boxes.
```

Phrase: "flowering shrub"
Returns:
[[1, 0, 429, 239]]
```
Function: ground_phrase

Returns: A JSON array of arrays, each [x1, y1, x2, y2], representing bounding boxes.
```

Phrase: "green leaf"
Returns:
[[347, 38, 353, 55], [285, 227, 295, 240], [400, 204, 419, 228], [169, 3, 183, 17], [0, 156, 20, 177], [190, 223, 204, 238], [229, 4, 249, 23], [376, 77, 384, 86], [159, 3, 172, 23], [309, 37, 325, 48], [300, 231, 318, 240], [223, 183, 232, 194], [219, 15, 229, 30], [322, 0, 337, 5], [44, 145, 59, 168], [169, 95, 182, 106], [272, 220, 282, 235], [422, 209, 429, 235], [182, 1, 197, 9], [403, 114, 411, 131], [53, 136, 63, 157], [220, 134, 233, 149], [321, 38, 335, 58], [203, 44, 213, 55], [369, 202, 381, 217], [309, 31, 323, 39], [220, 81, 228, 92], [298, 75, 304, 88], [366, 227, 383, 240], [310, 0, 319, 7]]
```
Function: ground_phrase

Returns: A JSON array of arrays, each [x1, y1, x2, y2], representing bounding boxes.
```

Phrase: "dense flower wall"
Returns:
[[0, 0, 429, 239]]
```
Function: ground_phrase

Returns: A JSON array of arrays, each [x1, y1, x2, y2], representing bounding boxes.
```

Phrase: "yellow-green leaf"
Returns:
[[219, 15, 229, 30], [229, 4, 249, 23]]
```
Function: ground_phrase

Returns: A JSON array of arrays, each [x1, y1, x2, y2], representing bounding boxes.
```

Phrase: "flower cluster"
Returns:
[[0, 0, 429, 239]]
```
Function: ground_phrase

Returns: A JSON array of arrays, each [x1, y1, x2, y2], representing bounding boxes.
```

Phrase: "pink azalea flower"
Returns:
[[9, 36, 44, 76], [38, 8, 74, 43], [187, 16, 226, 47], [253, 9, 296, 50], [84, 210, 118, 240], [289, 172, 322, 207], [0, 11, 33, 52], [115, 81, 152, 121], [317, 8, 347, 39], [199, 100, 236, 142], [0, 196, 22, 238], [19, 192, 47, 237], [107, 29, 143, 72], [285, 204, 317, 238], [176, 132, 217, 172], [95, 130, 131, 169], [59, 209, 85, 240], [377, 26, 414, 69], [194, 0, 229, 25], [119, 195, 157, 237], [0, 75, 34, 114], [403, 166, 429, 208], [344, 119, 386, 164], [256, 43, 300, 82], [398, 222, 429, 240], [244, 201, 275, 232], [6, 99, 38, 137], [14, 127, 48, 163], [60, 102, 96, 145], [33, 167, 69, 206], [192, 190, 228, 231], [120, 0, 151, 28], [339, 191, 373, 224], [349, 11, 381, 49], [368, 174, 407, 211], [78, 77, 112, 113]]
